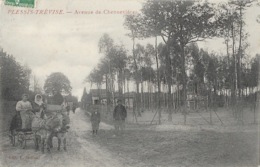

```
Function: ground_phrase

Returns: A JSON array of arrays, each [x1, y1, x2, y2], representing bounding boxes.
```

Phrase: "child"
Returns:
[[90, 107, 101, 135]]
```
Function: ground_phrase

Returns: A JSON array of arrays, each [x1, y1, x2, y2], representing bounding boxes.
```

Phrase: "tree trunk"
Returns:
[[237, 6, 243, 98], [168, 83, 172, 121], [127, 79, 130, 109], [136, 81, 141, 116], [180, 45, 187, 124], [155, 36, 161, 124], [148, 78, 151, 110], [231, 22, 237, 105], [118, 70, 123, 99], [105, 74, 110, 114], [209, 85, 213, 125], [141, 72, 144, 112], [132, 34, 141, 117]]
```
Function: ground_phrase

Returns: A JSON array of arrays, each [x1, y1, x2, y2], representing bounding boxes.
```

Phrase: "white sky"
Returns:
[[0, 0, 259, 99]]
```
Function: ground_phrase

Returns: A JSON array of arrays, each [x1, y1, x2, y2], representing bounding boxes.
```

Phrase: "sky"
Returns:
[[0, 0, 259, 99]]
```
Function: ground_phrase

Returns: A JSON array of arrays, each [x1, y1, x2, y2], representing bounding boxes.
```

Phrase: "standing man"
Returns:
[[113, 99, 127, 135], [72, 103, 77, 113], [52, 90, 64, 105], [16, 94, 33, 131]]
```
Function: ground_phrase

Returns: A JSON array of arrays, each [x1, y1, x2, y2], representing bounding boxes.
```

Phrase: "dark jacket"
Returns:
[[91, 111, 101, 124], [52, 93, 64, 105], [113, 104, 127, 120]]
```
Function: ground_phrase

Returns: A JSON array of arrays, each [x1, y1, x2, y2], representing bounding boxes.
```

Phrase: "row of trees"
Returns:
[[86, 0, 259, 123], [0, 49, 32, 101], [86, 35, 258, 105], [85, 34, 129, 112], [0, 48, 78, 105], [124, 0, 258, 104]]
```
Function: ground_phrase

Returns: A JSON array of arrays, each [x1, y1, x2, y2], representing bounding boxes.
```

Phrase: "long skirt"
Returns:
[[20, 110, 34, 129]]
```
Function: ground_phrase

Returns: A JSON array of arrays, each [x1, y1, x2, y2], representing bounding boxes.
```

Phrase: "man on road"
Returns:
[[113, 99, 127, 135]]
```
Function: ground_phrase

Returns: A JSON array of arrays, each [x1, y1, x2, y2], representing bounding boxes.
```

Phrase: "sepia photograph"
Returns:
[[0, 0, 259, 166]]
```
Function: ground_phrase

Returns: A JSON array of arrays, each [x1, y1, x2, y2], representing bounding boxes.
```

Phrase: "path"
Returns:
[[0, 108, 125, 167]]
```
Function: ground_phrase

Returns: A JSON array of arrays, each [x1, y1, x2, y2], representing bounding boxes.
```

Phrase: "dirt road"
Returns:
[[0, 109, 126, 167], [1, 108, 258, 167]]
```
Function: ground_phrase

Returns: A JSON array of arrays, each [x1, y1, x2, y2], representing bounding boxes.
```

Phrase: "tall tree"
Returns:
[[98, 33, 114, 107], [81, 87, 87, 109], [44, 72, 72, 95], [144, 44, 156, 109], [229, 0, 253, 97], [249, 54, 259, 89], [108, 45, 128, 98], [216, 0, 253, 103], [126, 0, 218, 124], [124, 15, 145, 116], [0, 49, 32, 100], [189, 44, 208, 97], [128, 43, 145, 116], [86, 68, 104, 90]]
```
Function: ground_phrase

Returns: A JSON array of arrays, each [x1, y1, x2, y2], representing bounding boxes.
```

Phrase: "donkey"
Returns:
[[32, 109, 64, 153], [48, 111, 70, 151]]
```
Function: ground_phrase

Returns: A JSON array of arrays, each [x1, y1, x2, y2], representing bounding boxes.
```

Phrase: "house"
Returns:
[[89, 89, 107, 105], [89, 89, 135, 108]]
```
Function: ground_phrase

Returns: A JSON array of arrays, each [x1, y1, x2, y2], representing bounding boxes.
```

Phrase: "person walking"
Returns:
[[90, 106, 101, 135], [72, 103, 77, 114], [113, 99, 127, 135], [16, 94, 33, 131]]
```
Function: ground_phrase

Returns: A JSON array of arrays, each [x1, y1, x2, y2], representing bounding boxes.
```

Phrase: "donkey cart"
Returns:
[[9, 113, 35, 149]]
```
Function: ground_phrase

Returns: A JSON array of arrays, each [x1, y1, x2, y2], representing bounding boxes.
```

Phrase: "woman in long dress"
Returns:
[[16, 94, 33, 130]]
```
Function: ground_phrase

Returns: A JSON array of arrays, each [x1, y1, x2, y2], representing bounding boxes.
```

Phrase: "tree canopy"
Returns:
[[44, 72, 72, 95], [0, 49, 31, 101]]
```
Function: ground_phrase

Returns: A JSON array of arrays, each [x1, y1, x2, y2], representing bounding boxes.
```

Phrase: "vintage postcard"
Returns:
[[4, 0, 34, 8], [0, 0, 259, 166]]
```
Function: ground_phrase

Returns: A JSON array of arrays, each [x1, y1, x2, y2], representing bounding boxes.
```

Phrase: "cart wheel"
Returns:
[[18, 133, 24, 147]]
